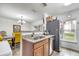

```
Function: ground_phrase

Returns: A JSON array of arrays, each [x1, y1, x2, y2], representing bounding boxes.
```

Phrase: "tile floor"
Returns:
[[12, 47, 20, 56], [12, 47, 79, 56], [52, 48, 79, 56]]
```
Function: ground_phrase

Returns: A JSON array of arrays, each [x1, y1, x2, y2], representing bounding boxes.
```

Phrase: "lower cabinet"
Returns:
[[34, 39, 48, 56], [34, 46, 43, 56], [22, 39, 49, 56], [44, 43, 48, 56]]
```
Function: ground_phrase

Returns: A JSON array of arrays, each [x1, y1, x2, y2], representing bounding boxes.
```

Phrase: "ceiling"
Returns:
[[0, 3, 79, 22]]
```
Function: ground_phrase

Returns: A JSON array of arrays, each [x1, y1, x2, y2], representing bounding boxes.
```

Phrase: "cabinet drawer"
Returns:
[[34, 39, 48, 49], [44, 39, 48, 44], [34, 41, 44, 49], [34, 46, 43, 56]]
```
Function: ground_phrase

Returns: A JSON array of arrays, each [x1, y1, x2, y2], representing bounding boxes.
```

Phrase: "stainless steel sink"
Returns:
[[23, 35, 45, 40], [32, 35, 45, 40]]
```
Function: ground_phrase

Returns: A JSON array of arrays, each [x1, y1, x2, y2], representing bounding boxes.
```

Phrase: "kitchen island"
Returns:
[[22, 35, 54, 56]]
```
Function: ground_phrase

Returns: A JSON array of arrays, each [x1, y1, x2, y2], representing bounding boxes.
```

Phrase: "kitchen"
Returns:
[[0, 3, 79, 56]]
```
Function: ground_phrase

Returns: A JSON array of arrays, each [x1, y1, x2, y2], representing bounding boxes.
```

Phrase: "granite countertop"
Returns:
[[22, 35, 54, 43]]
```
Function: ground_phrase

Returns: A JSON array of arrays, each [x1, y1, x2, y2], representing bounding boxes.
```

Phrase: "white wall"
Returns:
[[32, 20, 43, 26], [0, 16, 35, 35], [0, 16, 17, 35], [31, 20, 43, 31], [21, 22, 35, 31]]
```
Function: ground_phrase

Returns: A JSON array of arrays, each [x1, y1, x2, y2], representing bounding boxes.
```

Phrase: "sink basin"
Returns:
[[32, 36, 44, 40], [23, 35, 45, 40], [32, 35, 45, 40]]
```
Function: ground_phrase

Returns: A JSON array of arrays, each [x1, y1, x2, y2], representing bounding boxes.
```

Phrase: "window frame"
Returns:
[[60, 20, 77, 42]]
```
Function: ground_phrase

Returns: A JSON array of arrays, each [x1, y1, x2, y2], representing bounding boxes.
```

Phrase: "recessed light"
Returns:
[[64, 3, 72, 6], [67, 15, 71, 18]]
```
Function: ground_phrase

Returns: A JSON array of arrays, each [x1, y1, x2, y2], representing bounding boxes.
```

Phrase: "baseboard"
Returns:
[[61, 46, 79, 53]]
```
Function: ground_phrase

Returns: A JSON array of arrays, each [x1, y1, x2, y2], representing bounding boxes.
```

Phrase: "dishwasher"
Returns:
[[49, 37, 54, 56]]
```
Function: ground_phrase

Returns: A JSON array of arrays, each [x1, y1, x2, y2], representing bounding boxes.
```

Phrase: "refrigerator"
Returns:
[[46, 19, 60, 52]]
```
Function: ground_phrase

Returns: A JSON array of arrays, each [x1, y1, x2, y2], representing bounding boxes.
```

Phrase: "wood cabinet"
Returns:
[[22, 38, 49, 56], [22, 39, 33, 56], [44, 43, 48, 56], [34, 46, 43, 56]]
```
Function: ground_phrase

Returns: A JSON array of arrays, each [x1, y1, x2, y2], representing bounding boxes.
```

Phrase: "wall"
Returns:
[[31, 20, 43, 31], [21, 22, 35, 31], [32, 20, 43, 26], [0, 16, 35, 35], [0, 16, 16, 35]]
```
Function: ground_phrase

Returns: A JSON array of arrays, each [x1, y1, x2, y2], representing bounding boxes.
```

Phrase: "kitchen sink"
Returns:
[[32, 35, 45, 40], [23, 35, 45, 40]]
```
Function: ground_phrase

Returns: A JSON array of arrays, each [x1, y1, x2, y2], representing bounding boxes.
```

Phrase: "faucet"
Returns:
[[31, 32, 35, 37]]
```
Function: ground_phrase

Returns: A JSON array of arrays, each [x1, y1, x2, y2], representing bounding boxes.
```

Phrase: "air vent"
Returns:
[[41, 3, 47, 7]]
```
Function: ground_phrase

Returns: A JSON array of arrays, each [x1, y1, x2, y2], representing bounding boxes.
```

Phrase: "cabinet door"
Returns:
[[44, 43, 48, 56], [34, 46, 43, 56]]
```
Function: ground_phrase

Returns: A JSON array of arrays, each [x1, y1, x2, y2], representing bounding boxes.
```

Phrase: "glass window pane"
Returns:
[[60, 20, 76, 42]]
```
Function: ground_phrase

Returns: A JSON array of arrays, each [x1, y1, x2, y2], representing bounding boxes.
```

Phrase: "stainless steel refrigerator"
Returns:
[[46, 19, 60, 52]]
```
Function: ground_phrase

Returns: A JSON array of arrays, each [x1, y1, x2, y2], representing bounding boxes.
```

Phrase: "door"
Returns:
[[49, 38, 53, 55], [44, 43, 48, 56], [34, 46, 43, 56]]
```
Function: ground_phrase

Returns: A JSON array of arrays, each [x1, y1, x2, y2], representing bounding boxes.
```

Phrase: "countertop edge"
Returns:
[[22, 35, 54, 43]]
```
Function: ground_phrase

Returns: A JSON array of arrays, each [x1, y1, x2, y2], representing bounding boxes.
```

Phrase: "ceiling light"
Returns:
[[64, 3, 72, 6], [17, 16, 26, 25], [17, 14, 32, 20], [67, 15, 71, 18], [17, 20, 21, 23], [22, 20, 26, 24]]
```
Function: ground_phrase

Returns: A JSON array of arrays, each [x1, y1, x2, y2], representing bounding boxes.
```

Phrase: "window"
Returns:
[[60, 20, 76, 42]]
